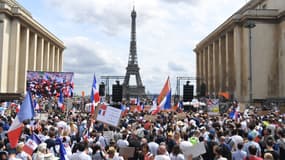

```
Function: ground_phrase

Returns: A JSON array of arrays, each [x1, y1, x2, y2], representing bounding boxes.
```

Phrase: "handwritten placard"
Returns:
[[183, 142, 206, 158], [119, 147, 135, 158], [95, 105, 122, 127], [144, 115, 157, 122]]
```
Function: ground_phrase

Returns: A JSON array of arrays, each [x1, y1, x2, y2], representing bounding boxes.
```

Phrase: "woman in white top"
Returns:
[[169, 145, 184, 160]]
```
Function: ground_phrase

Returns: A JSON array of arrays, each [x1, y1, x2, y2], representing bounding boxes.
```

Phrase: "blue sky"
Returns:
[[17, 0, 247, 95]]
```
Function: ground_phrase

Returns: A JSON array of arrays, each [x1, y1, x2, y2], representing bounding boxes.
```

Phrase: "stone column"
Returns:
[[220, 36, 226, 91], [218, 37, 223, 92], [54, 47, 59, 72], [18, 27, 30, 93], [212, 42, 216, 96], [227, 31, 235, 95], [234, 26, 242, 101], [225, 33, 229, 92], [204, 47, 208, 94], [209, 44, 213, 95], [36, 37, 44, 71], [43, 41, 50, 71], [207, 45, 211, 95], [28, 32, 37, 71], [50, 45, 55, 71], [201, 48, 205, 85], [59, 49, 63, 71], [196, 51, 200, 93], [7, 19, 20, 92], [0, 15, 10, 92]]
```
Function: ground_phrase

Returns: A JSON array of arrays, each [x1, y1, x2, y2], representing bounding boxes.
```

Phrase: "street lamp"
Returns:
[[244, 20, 256, 105]]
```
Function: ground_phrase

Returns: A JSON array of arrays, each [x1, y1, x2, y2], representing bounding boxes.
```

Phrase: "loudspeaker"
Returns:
[[200, 83, 206, 97], [112, 84, 122, 102], [99, 83, 105, 96], [183, 84, 194, 102]]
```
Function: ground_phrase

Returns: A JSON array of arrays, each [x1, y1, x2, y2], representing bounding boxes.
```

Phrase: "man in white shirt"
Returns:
[[148, 135, 159, 156], [70, 142, 91, 160], [155, 144, 170, 160], [116, 134, 129, 149]]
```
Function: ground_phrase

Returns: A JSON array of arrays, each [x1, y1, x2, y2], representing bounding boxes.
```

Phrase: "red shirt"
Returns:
[[244, 155, 263, 160]]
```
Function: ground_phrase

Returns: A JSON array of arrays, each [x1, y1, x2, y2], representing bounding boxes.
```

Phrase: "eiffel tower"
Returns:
[[123, 7, 145, 99]]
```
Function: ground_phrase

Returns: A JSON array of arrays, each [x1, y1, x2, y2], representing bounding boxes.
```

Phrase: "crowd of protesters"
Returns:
[[0, 100, 284, 160]]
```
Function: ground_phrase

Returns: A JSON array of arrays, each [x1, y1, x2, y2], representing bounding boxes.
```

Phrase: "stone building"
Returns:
[[194, 0, 285, 102], [0, 0, 64, 98]]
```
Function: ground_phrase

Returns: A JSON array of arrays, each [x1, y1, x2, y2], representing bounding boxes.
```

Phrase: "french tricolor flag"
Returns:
[[58, 90, 65, 112], [56, 138, 69, 160], [22, 134, 41, 155], [152, 77, 171, 114], [8, 92, 35, 148], [90, 74, 100, 114]]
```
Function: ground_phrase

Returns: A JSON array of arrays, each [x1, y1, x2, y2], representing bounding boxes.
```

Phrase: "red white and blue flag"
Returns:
[[58, 90, 65, 112], [152, 77, 171, 114], [34, 100, 40, 111], [56, 138, 69, 160], [90, 74, 100, 114], [98, 104, 107, 116], [23, 134, 41, 155], [8, 92, 35, 148]]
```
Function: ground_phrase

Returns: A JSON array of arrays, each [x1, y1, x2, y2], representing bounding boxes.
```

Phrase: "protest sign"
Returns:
[[95, 104, 122, 127], [144, 115, 157, 122], [119, 147, 135, 158], [34, 113, 49, 121], [103, 131, 114, 142], [176, 112, 187, 120], [183, 142, 206, 158]]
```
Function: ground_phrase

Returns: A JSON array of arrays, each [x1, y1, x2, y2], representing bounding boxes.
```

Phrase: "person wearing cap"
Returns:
[[243, 134, 261, 157]]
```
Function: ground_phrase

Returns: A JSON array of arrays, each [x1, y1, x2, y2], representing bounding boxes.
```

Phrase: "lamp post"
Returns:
[[244, 20, 256, 105]]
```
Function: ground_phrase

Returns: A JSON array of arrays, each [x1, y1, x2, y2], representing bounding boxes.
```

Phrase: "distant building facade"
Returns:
[[194, 0, 285, 102], [0, 0, 65, 96]]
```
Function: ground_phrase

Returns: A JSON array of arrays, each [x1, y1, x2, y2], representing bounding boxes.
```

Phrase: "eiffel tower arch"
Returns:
[[123, 7, 145, 99]]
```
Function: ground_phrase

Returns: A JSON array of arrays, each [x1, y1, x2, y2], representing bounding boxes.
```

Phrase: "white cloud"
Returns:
[[39, 0, 247, 94]]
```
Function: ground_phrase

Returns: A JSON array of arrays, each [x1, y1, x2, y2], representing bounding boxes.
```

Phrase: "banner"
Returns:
[[26, 71, 74, 98], [95, 104, 122, 127], [183, 142, 206, 158], [207, 99, 220, 116]]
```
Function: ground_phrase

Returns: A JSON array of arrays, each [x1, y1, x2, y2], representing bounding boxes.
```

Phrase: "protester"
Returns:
[[1, 97, 285, 160], [169, 144, 184, 160], [232, 143, 247, 160]]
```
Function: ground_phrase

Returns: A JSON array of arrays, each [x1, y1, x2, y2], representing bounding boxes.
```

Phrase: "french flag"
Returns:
[[56, 138, 69, 160], [58, 90, 65, 112], [22, 134, 41, 155], [8, 92, 35, 148], [90, 74, 100, 114], [34, 100, 40, 111], [152, 77, 171, 114], [229, 108, 239, 120], [136, 97, 143, 112]]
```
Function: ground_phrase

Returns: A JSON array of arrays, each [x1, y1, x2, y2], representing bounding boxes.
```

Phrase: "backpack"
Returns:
[[219, 143, 232, 160]]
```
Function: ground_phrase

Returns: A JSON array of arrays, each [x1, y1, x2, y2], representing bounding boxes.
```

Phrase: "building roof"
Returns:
[[0, 0, 65, 49]]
